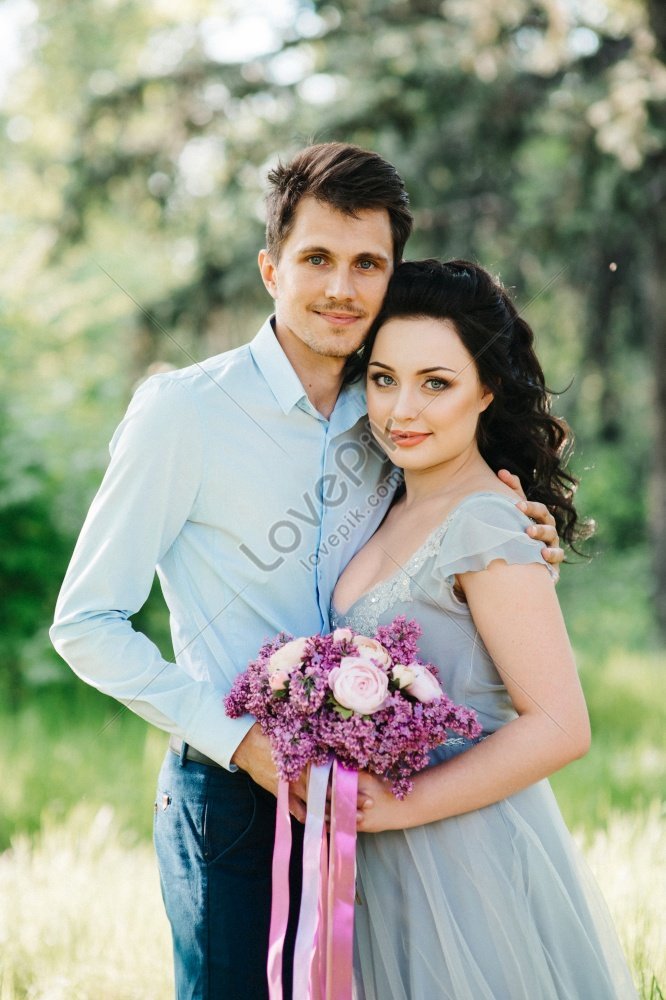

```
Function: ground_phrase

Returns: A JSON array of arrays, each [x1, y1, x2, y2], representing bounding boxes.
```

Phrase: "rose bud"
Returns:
[[352, 635, 391, 668], [404, 662, 444, 703], [267, 637, 309, 675]]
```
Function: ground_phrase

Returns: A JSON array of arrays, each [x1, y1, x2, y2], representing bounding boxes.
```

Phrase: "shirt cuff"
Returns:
[[184, 693, 256, 772]]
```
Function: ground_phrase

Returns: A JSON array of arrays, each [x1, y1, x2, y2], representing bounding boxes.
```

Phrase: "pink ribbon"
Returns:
[[293, 760, 334, 999], [267, 777, 292, 1000], [326, 763, 358, 999], [267, 760, 358, 1000]]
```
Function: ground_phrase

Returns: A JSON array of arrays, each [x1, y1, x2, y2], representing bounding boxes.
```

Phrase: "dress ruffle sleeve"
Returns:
[[432, 493, 555, 587]]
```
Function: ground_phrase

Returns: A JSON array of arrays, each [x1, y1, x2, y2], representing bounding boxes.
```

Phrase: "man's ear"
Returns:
[[258, 249, 278, 299]]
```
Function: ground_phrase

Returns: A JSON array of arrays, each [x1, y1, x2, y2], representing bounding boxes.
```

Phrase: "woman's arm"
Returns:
[[356, 560, 590, 833]]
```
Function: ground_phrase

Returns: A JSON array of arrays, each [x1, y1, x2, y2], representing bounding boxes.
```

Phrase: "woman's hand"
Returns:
[[497, 469, 563, 577], [355, 772, 412, 833]]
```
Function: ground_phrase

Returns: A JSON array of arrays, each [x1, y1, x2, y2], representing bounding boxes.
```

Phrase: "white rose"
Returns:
[[391, 663, 416, 689], [332, 627, 354, 643], [267, 637, 309, 675], [268, 670, 289, 693], [352, 635, 392, 668], [328, 656, 389, 715], [404, 662, 444, 704]]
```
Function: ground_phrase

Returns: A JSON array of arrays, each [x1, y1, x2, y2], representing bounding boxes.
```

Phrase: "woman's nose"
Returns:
[[390, 389, 420, 423]]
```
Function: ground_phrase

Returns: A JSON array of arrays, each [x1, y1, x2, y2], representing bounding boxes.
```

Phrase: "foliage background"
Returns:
[[0, 0, 664, 995]]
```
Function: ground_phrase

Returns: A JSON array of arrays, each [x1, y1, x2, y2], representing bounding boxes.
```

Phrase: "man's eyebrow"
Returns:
[[369, 361, 456, 374], [298, 245, 331, 256]]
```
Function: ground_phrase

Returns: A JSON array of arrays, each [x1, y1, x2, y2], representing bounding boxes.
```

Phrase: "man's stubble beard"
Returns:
[[301, 325, 369, 361]]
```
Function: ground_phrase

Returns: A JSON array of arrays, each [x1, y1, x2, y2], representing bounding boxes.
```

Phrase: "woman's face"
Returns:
[[366, 316, 493, 471]]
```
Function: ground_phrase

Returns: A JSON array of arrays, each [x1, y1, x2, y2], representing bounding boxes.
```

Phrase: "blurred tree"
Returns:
[[0, 405, 72, 704], [0, 0, 663, 637], [644, 0, 666, 637]]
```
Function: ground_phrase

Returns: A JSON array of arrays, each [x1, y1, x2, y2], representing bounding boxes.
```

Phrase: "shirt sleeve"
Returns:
[[49, 374, 254, 770]]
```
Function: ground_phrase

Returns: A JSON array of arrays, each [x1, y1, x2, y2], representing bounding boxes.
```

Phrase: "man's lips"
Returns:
[[389, 431, 432, 447], [313, 308, 363, 326]]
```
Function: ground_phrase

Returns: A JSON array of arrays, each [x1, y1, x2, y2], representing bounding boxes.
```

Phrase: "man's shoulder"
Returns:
[[156, 340, 255, 391], [123, 341, 260, 436]]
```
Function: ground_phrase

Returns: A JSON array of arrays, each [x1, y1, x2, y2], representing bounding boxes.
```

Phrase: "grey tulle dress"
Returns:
[[330, 492, 637, 1000]]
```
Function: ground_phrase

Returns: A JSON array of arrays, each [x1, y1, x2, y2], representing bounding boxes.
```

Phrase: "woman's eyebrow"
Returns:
[[368, 361, 456, 374]]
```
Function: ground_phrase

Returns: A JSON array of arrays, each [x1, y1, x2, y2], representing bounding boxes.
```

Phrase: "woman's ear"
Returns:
[[479, 386, 494, 413]]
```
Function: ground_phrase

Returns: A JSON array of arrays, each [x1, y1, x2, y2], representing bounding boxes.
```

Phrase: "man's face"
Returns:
[[258, 196, 394, 360]]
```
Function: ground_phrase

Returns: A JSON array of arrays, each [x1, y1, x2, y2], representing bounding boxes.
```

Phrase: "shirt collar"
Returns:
[[249, 318, 309, 414], [329, 380, 367, 431], [249, 317, 367, 429]]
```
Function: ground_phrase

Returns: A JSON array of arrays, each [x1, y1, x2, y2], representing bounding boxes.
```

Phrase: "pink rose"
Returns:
[[267, 637, 308, 675], [328, 656, 389, 715], [268, 670, 289, 692], [404, 662, 444, 703], [332, 627, 354, 643], [352, 635, 392, 668], [391, 663, 416, 689]]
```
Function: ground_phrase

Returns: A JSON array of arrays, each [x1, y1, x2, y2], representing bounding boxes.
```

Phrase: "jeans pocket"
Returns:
[[202, 772, 261, 865]]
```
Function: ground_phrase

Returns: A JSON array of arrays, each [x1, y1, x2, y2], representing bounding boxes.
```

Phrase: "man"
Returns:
[[51, 142, 562, 999]]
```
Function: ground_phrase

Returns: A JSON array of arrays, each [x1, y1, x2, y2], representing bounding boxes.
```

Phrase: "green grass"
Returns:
[[2, 545, 660, 847], [0, 802, 662, 999], [551, 546, 665, 832], [0, 544, 662, 997], [0, 806, 173, 999], [551, 646, 665, 830], [0, 684, 166, 852]]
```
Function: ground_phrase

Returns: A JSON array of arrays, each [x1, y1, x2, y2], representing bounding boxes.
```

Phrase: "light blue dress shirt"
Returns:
[[50, 319, 400, 769]]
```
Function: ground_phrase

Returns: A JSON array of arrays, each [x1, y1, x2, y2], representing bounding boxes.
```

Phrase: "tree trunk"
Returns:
[[646, 0, 666, 640], [647, 213, 666, 639]]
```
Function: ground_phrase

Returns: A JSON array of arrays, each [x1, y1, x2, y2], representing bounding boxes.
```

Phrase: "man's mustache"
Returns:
[[311, 303, 367, 317]]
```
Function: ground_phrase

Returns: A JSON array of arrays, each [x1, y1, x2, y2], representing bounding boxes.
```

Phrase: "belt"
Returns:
[[169, 735, 223, 768]]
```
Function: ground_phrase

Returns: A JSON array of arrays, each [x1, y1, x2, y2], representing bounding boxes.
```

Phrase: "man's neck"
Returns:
[[273, 324, 348, 420]]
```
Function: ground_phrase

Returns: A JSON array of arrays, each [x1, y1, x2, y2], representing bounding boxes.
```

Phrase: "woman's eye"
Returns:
[[425, 378, 450, 391], [370, 374, 395, 387]]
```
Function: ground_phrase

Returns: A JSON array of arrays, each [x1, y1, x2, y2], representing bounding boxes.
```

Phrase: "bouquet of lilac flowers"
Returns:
[[225, 615, 480, 798]]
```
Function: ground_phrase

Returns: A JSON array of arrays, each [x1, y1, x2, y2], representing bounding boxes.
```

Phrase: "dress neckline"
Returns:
[[331, 490, 515, 618]]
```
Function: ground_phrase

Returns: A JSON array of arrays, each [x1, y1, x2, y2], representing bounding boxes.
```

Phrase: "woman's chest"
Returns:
[[333, 517, 441, 613]]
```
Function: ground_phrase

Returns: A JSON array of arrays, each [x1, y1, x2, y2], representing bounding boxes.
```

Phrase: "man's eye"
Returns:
[[308, 255, 326, 265], [357, 260, 376, 270]]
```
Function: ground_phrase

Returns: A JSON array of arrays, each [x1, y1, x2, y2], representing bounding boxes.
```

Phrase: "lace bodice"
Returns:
[[330, 516, 452, 635], [329, 491, 553, 734]]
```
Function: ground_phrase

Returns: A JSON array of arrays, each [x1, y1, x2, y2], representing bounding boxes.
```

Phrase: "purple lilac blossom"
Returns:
[[224, 617, 481, 797]]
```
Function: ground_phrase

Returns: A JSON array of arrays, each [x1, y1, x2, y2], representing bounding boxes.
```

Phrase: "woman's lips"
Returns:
[[389, 431, 432, 447]]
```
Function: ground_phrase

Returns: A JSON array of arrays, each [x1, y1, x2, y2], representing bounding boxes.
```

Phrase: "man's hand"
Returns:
[[231, 723, 308, 822], [496, 469, 564, 576]]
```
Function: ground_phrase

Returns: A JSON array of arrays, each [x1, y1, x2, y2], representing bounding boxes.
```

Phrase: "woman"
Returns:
[[331, 260, 636, 999]]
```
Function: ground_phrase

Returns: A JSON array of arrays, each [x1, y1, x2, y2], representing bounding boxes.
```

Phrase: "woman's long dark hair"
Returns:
[[356, 259, 590, 548]]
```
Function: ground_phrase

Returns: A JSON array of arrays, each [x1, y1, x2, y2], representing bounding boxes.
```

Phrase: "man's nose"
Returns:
[[325, 266, 356, 301]]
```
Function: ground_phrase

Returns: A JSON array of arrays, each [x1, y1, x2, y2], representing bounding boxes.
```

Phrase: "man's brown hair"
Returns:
[[265, 142, 412, 265]]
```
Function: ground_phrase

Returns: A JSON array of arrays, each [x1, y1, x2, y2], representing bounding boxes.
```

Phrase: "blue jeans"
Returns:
[[154, 746, 303, 1000]]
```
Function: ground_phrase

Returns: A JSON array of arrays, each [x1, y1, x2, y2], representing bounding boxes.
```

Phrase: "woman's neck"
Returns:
[[400, 449, 496, 510]]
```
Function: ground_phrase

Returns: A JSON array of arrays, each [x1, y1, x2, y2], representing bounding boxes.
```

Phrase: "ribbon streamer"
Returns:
[[326, 763, 359, 1000], [267, 760, 359, 1000], [267, 777, 293, 1000], [293, 760, 334, 999]]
